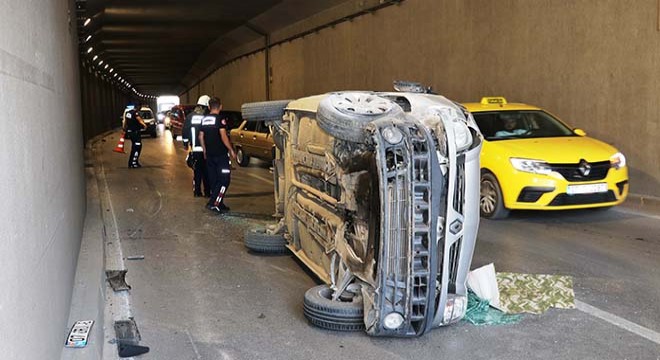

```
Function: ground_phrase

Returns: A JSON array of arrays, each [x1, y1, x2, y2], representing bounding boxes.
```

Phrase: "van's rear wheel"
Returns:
[[316, 92, 402, 144], [303, 285, 364, 332], [244, 228, 289, 254]]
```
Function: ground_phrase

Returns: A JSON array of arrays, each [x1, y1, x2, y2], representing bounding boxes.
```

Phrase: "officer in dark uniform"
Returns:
[[182, 95, 210, 197], [198, 97, 237, 213], [123, 105, 146, 168]]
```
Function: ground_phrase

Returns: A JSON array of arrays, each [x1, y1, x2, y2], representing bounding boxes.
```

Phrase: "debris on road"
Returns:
[[106, 270, 131, 291], [464, 292, 521, 326], [65, 320, 94, 348], [115, 318, 150, 357]]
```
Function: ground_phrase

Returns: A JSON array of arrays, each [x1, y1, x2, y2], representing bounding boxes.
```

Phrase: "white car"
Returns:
[[122, 107, 157, 138]]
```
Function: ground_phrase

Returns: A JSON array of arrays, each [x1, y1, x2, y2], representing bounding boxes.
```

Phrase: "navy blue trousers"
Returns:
[[206, 154, 231, 207]]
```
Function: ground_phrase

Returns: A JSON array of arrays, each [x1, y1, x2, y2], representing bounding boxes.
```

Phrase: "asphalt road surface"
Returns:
[[93, 127, 660, 360]]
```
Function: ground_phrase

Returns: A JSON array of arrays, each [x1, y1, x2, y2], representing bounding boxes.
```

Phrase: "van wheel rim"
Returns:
[[331, 93, 394, 116]]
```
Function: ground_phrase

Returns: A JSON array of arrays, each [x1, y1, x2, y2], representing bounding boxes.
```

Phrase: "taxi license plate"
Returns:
[[566, 183, 607, 195]]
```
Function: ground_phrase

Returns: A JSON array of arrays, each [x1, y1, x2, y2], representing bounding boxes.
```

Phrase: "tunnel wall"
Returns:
[[79, 62, 131, 141], [0, 0, 86, 359], [184, 0, 660, 198]]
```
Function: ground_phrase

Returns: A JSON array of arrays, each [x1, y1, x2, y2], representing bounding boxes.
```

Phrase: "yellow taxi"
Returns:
[[463, 97, 628, 219]]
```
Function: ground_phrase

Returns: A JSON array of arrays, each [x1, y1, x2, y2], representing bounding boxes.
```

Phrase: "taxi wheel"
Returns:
[[236, 148, 250, 167], [480, 173, 509, 219]]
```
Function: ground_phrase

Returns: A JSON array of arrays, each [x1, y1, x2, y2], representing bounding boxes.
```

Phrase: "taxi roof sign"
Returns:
[[480, 97, 508, 105]]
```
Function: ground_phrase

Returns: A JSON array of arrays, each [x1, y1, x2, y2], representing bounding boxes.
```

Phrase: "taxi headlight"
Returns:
[[610, 152, 626, 169], [510, 158, 552, 175], [382, 126, 404, 145], [443, 294, 467, 324]]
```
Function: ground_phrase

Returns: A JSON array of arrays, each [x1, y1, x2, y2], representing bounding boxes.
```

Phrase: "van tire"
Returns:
[[244, 228, 289, 254], [303, 285, 365, 332], [241, 100, 292, 123], [316, 92, 403, 143]]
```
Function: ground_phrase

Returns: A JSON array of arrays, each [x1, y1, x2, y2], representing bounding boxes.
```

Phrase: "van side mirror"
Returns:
[[573, 128, 587, 136]]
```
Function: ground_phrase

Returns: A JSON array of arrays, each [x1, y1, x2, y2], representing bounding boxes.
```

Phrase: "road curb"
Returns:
[[623, 193, 660, 216], [60, 131, 120, 360]]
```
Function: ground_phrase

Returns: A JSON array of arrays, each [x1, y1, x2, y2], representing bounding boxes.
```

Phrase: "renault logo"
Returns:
[[579, 159, 591, 176]]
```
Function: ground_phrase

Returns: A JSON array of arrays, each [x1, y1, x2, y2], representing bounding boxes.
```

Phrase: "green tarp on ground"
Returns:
[[496, 272, 576, 314], [463, 266, 577, 325]]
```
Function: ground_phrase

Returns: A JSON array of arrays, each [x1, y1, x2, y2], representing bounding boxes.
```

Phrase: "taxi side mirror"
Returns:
[[573, 128, 587, 136]]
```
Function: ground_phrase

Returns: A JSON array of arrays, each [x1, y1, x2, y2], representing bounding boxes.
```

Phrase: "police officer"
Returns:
[[182, 95, 211, 197], [198, 97, 237, 213], [123, 105, 147, 168]]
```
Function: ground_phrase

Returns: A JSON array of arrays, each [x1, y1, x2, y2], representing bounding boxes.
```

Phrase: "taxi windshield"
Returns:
[[473, 110, 575, 141]]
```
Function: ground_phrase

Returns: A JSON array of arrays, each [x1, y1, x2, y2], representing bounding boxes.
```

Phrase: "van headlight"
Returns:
[[382, 126, 404, 145], [383, 312, 405, 330], [510, 158, 552, 175], [443, 294, 467, 324], [450, 119, 473, 152], [610, 152, 626, 169]]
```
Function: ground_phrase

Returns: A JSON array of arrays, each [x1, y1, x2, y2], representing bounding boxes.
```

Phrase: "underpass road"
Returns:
[[94, 127, 660, 360]]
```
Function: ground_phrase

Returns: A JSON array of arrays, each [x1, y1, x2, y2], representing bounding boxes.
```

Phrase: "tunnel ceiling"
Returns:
[[79, 0, 351, 96]]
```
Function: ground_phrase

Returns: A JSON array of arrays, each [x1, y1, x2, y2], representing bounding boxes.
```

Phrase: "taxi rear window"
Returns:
[[140, 111, 154, 119]]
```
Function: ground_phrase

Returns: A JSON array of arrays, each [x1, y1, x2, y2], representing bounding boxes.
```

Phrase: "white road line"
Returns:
[[575, 299, 660, 345], [613, 207, 660, 221], [150, 190, 163, 217], [185, 329, 202, 360], [243, 172, 273, 185]]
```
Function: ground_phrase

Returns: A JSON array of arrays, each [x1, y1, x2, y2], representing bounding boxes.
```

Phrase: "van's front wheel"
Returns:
[[303, 285, 364, 332]]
